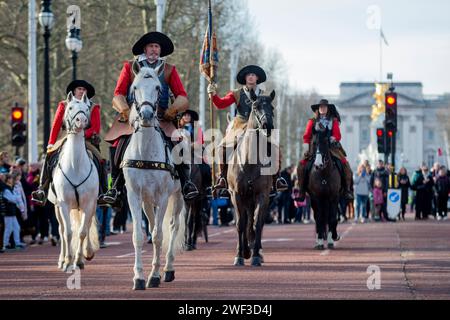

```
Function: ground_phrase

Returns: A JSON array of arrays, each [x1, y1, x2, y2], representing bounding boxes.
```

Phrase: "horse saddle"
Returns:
[[104, 114, 134, 143]]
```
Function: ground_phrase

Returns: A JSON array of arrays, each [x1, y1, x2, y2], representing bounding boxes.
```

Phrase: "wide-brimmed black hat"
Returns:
[[236, 65, 266, 85], [311, 99, 336, 112], [181, 110, 199, 122], [132, 31, 174, 57], [66, 80, 95, 99]]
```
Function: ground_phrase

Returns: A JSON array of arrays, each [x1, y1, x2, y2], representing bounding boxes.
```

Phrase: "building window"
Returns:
[[410, 126, 416, 133], [428, 130, 434, 141], [427, 153, 435, 169], [346, 126, 353, 133], [361, 128, 369, 143]]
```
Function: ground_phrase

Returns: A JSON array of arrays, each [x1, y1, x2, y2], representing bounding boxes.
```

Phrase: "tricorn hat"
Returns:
[[236, 65, 267, 85], [181, 110, 199, 122], [132, 31, 174, 57], [66, 80, 95, 99]]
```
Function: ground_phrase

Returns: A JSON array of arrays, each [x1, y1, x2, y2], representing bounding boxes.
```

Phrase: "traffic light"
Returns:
[[377, 128, 385, 153], [385, 91, 397, 130], [11, 104, 26, 147], [377, 127, 392, 154]]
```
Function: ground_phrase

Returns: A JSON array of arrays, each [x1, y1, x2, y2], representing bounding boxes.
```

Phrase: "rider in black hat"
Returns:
[[297, 99, 354, 201], [31, 80, 104, 205], [207, 65, 288, 196], [98, 31, 199, 206]]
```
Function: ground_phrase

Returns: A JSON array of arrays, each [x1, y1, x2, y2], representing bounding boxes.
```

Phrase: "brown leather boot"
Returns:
[[343, 162, 354, 200]]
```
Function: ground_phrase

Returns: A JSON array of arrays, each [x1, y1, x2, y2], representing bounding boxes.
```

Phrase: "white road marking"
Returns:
[[208, 229, 235, 238], [262, 238, 294, 243], [116, 250, 146, 258], [105, 242, 121, 246]]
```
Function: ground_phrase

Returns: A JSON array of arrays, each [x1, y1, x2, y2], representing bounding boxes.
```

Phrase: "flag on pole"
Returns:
[[199, 0, 219, 83], [380, 28, 389, 46]]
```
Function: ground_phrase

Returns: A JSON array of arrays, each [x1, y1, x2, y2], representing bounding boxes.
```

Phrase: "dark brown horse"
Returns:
[[228, 90, 277, 266], [185, 161, 211, 250], [307, 126, 341, 249]]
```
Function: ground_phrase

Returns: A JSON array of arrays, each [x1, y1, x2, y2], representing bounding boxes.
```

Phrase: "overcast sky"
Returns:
[[246, 0, 450, 95]]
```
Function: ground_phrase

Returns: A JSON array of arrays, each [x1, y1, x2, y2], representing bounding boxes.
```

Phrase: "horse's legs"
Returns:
[[127, 190, 146, 289], [327, 201, 339, 248], [163, 192, 185, 281], [186, 203, 194, 250], [54, 206, 65, 269], [230, 193, 247, 265], [311, 198, 325, 249], [73, 209, 88, 270], [251, 194, 268, 266], [59, 204, 73, 271], [148, 195, 169, 287]]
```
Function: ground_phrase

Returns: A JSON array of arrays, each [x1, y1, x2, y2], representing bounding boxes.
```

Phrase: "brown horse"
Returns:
[[307, 126, 341, 249], [227, 90, 277, 266], [185, 161, 211, 250]]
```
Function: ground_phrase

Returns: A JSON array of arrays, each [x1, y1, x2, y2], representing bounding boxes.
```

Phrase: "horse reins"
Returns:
[[58, 161, 94, 207]]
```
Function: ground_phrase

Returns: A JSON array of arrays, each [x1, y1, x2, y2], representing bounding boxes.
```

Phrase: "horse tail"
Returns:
[[162, 192, 186, 254], [84, 214, 99, 260]]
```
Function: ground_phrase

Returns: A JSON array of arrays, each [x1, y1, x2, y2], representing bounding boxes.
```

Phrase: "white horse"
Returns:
[[47, 92, 100, 272], [123, 65, 186, 290]]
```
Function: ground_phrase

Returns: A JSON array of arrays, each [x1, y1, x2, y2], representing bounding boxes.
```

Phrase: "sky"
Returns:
[[246, 0, 450, 95]]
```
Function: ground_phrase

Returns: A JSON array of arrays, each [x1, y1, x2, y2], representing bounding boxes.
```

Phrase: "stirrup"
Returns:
[[183, 182, 199, 200], [276, 178, 288, 192], [31, 190, 47, 205], [213, 177, 228, 190], [101, 189, 119, 204]]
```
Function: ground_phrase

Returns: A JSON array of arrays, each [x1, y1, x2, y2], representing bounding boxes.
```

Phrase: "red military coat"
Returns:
[[114, 60, 187, 98], [303, 118, 341, 144], [211, 92, 237, 110], [48, 101, 101, 145]]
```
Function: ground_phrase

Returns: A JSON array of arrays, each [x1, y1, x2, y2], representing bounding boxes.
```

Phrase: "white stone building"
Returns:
[[334, 82, 450, 174]]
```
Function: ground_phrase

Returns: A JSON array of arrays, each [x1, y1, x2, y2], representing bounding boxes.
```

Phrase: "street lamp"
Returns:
[[65, 27, 82, 80], [38, 0, 54, 151]]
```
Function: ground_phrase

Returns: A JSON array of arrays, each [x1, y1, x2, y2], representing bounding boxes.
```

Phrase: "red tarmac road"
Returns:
[[1, 215, 450, 300]]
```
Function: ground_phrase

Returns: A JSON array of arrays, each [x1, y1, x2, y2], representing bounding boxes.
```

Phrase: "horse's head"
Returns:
[[130, 64, 162, 128], [64, 91, 91, 134], [249, 90, 276, 137], [313, 125, 331, 170]]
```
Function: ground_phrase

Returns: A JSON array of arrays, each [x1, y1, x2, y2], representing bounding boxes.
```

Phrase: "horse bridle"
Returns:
[[65, 104, 90, 134], [251, 100, 272, 132]]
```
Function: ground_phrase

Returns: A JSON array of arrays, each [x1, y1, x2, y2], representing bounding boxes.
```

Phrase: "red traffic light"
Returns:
[[377, 129, 383, 137], [387, 130, 394, 137], [386, 93, 397, 106], [11, 107, 24, 122]]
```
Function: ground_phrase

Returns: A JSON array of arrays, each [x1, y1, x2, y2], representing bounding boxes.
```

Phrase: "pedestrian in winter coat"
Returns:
[[397, 167, 411, 220], [435, 167, 450, 220]]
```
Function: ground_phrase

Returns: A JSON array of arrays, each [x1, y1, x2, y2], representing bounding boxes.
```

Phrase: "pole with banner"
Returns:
[[199, 0, 219, 188]]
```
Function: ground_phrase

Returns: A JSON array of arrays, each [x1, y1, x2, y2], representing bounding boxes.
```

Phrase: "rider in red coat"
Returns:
[[297, 99, 354, 201], [98, 31, 199, 206], [31, 80, 102, 205]]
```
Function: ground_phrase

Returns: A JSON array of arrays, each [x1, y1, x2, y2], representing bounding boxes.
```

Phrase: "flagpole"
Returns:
[[207, 0, 216, 188]]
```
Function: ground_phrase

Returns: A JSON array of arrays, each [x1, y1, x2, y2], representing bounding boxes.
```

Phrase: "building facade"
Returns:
[[336, 82, 450, 173]]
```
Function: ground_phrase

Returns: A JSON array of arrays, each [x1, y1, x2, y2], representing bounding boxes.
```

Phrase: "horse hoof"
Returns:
[[76, 262, 85, 270], [251, 256, 262, 267], [333, 235, 341, 242], [233, 257, 245, 266], [85, 253, 95, 261], [133, 279, 146, 290], [243, 249, 251, 260], [314, 244, 325, 250], [164, 271, 175, 282], [147, 276, 161, 288], [327, 243, 335, 249], [58, 262, 64, 270]]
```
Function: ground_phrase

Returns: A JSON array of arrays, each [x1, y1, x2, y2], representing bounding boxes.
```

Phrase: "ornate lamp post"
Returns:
[[38, 0, 54, 151], [65, 5, 82, 80]]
